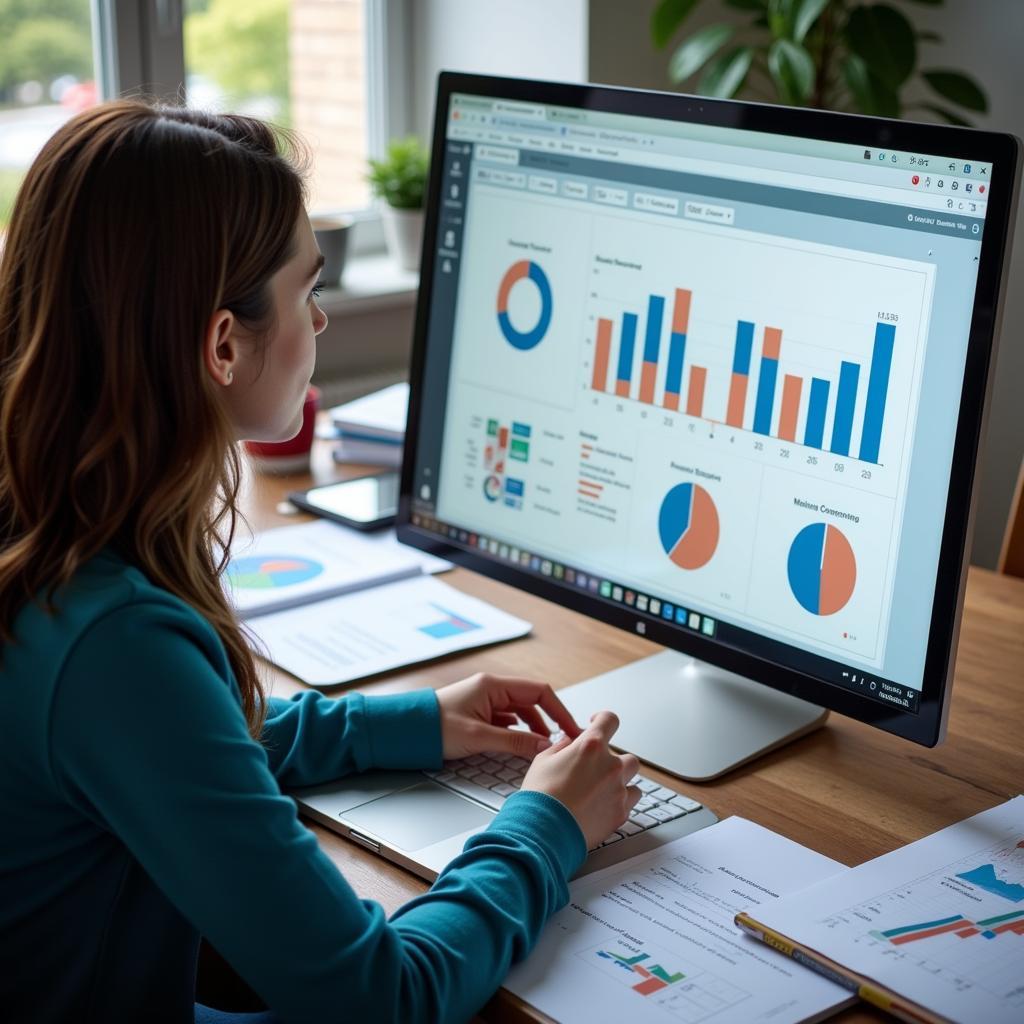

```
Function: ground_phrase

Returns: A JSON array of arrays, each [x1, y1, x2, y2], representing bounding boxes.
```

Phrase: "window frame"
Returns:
[[95, 0, 411, 255]]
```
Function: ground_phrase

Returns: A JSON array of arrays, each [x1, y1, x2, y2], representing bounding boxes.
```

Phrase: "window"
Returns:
[[184, 0, 372, 212], [0, 0, 407, 236], [0, 0, 101, 230]]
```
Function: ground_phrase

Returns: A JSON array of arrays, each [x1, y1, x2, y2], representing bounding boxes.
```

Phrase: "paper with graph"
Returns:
[[505, 816, 853, 1024], [752, 796, 1024, 1024], [247, 574, 530, 687]]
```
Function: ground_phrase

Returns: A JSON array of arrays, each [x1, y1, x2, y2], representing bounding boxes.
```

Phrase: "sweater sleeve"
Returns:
[[50, 601, 586, 1024], [260, 690, 443, 786]]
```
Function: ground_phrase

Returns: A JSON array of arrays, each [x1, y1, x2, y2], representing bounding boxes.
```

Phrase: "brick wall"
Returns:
[[290, 0, 369, 212]]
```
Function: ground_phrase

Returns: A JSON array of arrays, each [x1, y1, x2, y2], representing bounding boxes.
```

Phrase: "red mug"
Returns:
[[244, 385, 320, 474]]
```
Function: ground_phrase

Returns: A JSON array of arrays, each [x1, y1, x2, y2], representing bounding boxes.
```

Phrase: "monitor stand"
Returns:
[[557, 650, 828, 781]]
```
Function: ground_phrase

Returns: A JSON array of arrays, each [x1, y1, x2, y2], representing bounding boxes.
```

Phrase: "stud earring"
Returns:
[[226, 371, 233, 383]]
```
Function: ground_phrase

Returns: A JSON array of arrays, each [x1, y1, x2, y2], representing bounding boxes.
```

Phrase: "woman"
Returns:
[[0, 102, 641, 1023]]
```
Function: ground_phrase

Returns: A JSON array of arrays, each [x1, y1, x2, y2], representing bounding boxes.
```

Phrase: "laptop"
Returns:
[[292, 748, 716, 881]]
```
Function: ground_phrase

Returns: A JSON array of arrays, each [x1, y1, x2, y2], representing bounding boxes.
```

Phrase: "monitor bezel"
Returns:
[[397, 71, 1021, 749]]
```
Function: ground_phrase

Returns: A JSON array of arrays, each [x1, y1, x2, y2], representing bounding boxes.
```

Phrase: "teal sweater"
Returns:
[[0, 551, 586, 1023]]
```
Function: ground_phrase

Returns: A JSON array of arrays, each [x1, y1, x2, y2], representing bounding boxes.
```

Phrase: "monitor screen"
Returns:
[[400, 74, 1019, 747]]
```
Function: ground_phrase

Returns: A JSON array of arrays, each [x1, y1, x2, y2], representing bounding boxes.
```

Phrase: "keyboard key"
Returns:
[[434, 771, 456, 783], [492, 783, 517, 797], [473, 773, 501, 788], [652, 786, 678, 802], [600, 832, 625, 847], [619, 820, 644, 836], [628, 812, 659, 830], [478, 759, 503, 775], [489, 751, 514, 763], [464, 754, 487, 766], [508, 757, 530, 771], [647, 804, 685, 823], [497, 767, 521, 783], [456, 767, 481, 780], [636, 779, 660, 794], [669, 794, 703, 812], [635, 796, 657, 812]]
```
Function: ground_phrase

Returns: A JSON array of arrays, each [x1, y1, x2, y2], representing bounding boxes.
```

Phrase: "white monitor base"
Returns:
[[558, 650, 828, 781]]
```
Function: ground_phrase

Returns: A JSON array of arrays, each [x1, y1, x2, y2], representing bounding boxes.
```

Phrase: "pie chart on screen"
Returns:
[[658, 483, 719, 570], [787, 523, 857, 615], [228, 556, 323, 589]]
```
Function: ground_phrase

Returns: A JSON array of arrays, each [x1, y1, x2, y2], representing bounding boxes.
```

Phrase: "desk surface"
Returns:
[[246, 444, 1024, 1024]]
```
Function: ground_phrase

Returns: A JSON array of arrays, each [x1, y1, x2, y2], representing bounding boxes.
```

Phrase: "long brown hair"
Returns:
[[0, 100, 308, 737]]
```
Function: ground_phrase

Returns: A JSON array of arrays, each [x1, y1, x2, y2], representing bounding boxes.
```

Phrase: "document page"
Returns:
[[754, 796, 1024, 1024], [247, 574, 530, 687], [506, 816, 853, 1024], [224, 520, 421, 618]]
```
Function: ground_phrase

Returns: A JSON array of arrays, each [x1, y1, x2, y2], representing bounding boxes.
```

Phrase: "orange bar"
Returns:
[[592, 318, 612, 392], [778, 374, 803, 441], [955, 928, 980, 937], [498, 426, 508, 449], [763, 326, 782, 361], [892, 920, 969, 944], [686, 366, 707, 417], [672, 288, 692, 334], [633, 977, 667, 996], [726, 373, 748, 427], [639, 361, 657, 404], [664, 392, 680, 411], [578, 479, 603, 489], [615, 379, 630, 398]]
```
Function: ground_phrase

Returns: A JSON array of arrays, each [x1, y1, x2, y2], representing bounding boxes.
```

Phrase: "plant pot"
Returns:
[[381, 205, 424, 272]]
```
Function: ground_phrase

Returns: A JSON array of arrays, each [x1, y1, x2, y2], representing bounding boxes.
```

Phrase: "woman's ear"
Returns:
[[203, 309, 238, 387]]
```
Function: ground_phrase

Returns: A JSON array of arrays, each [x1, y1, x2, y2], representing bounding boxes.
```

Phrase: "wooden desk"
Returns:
[[246, 443, 1024, 1023]]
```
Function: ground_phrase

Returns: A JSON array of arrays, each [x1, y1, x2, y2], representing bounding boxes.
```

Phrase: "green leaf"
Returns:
[[669, 23, 735, 82], [793, 0, 830, 42], [922, 70, 988, 112], [845, 4, 917, 89], [842, 53, 899, 117], [698, 45, 755, 98], [768, 38, 815, 104], [915, 102, 972, 127], [652, 0, 702, 49]]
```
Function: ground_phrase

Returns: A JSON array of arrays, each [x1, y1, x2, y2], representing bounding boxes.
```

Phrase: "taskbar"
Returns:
[[410, 512, 920, 715]]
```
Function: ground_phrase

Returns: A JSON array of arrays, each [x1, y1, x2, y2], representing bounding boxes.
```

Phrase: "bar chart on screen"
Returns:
[[582, 217, 934, 489]]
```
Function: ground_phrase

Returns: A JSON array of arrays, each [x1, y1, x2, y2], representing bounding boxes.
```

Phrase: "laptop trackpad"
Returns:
[[343, 783, 495, 852]]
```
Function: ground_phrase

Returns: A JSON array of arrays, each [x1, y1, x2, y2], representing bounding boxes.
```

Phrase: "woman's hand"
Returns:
[[436, 672, 583, 760], [521, 710, 641, 850]]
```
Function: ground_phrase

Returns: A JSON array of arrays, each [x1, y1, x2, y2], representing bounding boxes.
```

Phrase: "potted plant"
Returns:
[[367, 136, 429, 272], [651, 0, 987, 123]]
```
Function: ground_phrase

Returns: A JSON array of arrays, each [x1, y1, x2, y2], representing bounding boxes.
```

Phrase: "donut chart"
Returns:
[[496, 259, 553, 350], [787, 523, 857, 615], [658, 483, 720, 570], [228, 556, 323, 589], [483, 475, 502, 502]]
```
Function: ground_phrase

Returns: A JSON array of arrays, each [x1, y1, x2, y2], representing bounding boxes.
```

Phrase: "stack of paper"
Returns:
[[326, 382, 407, 467], [225, 520, 530, 687]]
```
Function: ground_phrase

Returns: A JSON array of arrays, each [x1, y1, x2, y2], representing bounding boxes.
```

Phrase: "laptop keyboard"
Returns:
[[425, 750, 703, 852]]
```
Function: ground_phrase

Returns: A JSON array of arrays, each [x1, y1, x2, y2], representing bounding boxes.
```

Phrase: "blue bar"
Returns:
[[733, 320, 754, 374], [753, 358, 779, 435], [665, 332, 686, 396], [643, 294, 665, 365], [830, 361, 861, 456], [858, 322, 895, 464], [617, 312, 638, 385], [804, 378, 830, 449]]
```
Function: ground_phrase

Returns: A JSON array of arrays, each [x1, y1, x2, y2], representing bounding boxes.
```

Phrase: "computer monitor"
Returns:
[[397, 72, 1020, 779]]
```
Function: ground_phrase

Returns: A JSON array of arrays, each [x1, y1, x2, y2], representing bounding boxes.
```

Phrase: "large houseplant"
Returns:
[[367, 136, 429, 272], [651, 0, 987, 123]]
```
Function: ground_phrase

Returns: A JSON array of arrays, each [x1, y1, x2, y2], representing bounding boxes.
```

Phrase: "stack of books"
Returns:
[[325, 382, 407, 467]]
